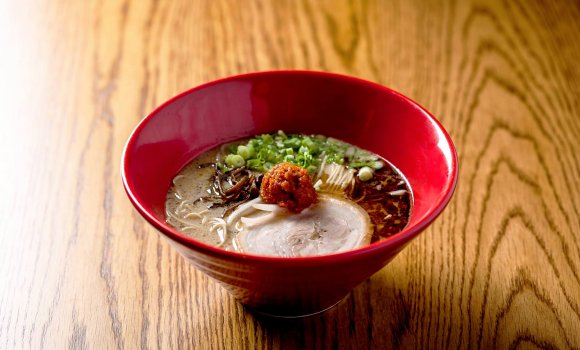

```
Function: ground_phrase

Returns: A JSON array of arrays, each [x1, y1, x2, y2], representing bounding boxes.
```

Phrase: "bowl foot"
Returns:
[[243, 294, 349, 319]]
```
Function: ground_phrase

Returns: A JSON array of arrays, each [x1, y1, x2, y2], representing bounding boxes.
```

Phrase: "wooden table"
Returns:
[[1, 1, 579, 348]]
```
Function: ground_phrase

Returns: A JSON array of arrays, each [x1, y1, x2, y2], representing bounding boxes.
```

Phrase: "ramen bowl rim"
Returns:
[[121, 70, 458, 267]]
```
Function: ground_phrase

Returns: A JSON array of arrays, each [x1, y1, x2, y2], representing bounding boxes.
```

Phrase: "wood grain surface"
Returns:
[[1, 0, 579, 349]]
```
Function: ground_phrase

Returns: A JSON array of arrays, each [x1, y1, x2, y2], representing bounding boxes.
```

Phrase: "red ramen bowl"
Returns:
[[121, 71, 458, 317]]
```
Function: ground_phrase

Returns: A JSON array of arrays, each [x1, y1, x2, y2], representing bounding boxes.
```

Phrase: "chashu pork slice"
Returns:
[[234, 194, 372, 257]]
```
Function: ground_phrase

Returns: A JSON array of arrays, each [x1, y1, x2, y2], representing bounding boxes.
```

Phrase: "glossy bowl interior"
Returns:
[[122, 71, 458, 317]]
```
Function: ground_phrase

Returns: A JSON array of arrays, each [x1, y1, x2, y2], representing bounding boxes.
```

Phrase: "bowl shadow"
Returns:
[[243, 276, 413, 349]]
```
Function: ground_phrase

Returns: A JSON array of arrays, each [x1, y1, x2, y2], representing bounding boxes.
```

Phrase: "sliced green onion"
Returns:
[[225, 154, 245, 168], [358, 166, 374, 181]]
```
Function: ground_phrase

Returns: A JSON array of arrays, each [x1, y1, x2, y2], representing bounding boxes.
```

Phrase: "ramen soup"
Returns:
[[166, 131, 412, 257]]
